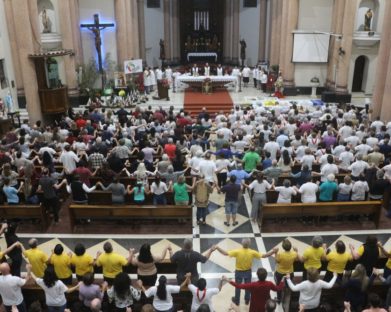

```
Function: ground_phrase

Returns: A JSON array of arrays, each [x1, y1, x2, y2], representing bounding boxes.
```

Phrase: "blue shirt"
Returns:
[[262, 158, 272, 170], [3, 186, 19, 204], [228, 170, 251, 185], [319, 181, 338, 201]]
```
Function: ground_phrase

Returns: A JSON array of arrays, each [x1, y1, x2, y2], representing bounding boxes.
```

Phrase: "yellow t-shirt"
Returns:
[[50, 253, 72, 279], [96, 252, 128, 278], [385, 249, 391, 269], [0, 251, 4, 259], [326, 251, 352, 273], [227, 248, 262, 271], [70, 254, 94, 276], [23, 248, 48, 278], [276, 250, 298, 274], [303, 246, 325, 270]]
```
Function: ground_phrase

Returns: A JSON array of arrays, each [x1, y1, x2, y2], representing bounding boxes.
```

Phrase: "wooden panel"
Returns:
[[39, 87, 68, 114]]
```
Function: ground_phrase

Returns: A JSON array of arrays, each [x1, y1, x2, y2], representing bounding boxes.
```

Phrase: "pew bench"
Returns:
[[69, 204, 192, 231], [261, 200, 383, 228], [0, 203, 48, 231]]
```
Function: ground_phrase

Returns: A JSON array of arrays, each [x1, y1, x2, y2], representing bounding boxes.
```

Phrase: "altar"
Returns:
[[176, 75, 238, 92]]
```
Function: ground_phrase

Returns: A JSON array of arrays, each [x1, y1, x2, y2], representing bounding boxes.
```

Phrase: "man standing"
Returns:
[[216, 239, 277, 306], [0, 262, 32, 312], [38, 168, 67, 224], [22, 238, 48, 278], [241, 146, 260, 172], [60, 144, 80, 175], [204, 63, 211, 76], [171, 238, 214, 284], [242, 65, 251, 87], [192, 64, 199, 76], [260, 70, 268, 92], [216, 64, 223, 76], [96, 242, 132, 285], [218, 175, 242, 226]]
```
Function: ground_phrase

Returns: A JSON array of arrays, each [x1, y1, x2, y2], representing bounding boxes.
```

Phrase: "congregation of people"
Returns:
[[1, 86, 391, 311]]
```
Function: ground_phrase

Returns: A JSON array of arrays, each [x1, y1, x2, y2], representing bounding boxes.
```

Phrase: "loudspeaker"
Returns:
[[335, 93, 352, 104], [147, 0, 160, 8], [321, 91, 336, 103], [244, 0, 257, 7]]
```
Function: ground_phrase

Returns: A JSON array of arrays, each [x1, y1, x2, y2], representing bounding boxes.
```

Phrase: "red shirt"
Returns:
[[164, 144, 177, 160], [72, 167, 92, 186], [230, 280, 284, 312], [76, 118, 87, 129]]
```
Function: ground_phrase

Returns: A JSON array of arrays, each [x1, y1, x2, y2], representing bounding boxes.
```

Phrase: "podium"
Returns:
[[157, 79, 169, 100]]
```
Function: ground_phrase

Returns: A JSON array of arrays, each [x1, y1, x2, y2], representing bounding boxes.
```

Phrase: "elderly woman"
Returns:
[[319, 174, 338, 202], [172, 175, 194, 205], [302, 236, 326, 280]]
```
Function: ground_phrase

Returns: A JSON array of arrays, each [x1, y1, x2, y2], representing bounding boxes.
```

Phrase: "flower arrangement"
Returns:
[[310, 77, 320, 83], [274, 78, 284, 89], [161, 78, 170, 88]]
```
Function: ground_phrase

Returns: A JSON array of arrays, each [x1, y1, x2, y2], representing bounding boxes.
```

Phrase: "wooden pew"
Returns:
[[0, 204, 48, 231], [69, 204, 192, 231], [261, 200, 383, 228]]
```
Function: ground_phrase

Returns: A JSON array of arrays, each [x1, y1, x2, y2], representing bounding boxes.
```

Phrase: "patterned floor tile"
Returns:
[[205, 207, 248, 234]]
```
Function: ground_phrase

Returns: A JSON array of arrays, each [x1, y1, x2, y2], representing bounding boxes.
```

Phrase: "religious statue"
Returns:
[[41, 8, 51, 33], [5, 91, 14, 113], [240, 39, 247, 66], [364, 9, 373, 31], [159, 39, 165, 60]]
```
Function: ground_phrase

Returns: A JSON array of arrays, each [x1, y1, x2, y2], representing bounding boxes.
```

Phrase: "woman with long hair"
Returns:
[[343, 264, 373, 312], [32, 265, 80, 312], [350, 235, 380, 276], [277, 149, 293, 173], [0, 222, 23, 276], [286, 268, 337, 311], [143, 274, 190, 312], [130, 244, 171, 287], [107, 272, 142, 311]]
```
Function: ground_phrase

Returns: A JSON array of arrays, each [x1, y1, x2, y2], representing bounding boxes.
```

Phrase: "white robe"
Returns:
[[217, 67, 223, 76], [192, 67, 199, 76], [155, 69, 163, 80], [165, 68, 173, 83], [204, 66, 210, 76]]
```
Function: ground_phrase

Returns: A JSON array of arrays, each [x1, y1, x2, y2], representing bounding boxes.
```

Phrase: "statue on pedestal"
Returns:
[[41, 8, 52, 33], [364, 9, 373, 31], [159, 39, 165, 61], [240, 39, 247, 66]]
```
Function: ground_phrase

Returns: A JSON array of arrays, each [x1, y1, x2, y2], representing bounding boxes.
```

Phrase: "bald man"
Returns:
[[0, 262, 31, 312], [22, 238, 48, 278]]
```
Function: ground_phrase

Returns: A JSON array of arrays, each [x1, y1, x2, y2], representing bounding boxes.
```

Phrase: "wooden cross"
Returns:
[[80, 14, 114, 73]]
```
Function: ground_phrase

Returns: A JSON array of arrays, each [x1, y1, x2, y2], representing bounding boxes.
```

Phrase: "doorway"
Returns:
[[352, 55, 367, 92]]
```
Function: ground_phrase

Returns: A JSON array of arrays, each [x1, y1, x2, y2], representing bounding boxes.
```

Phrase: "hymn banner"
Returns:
[[124, 59, 143, 74]]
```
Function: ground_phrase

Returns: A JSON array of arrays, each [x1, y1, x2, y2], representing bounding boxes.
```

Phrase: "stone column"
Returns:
[[3, 0, 23, 92], [258, 0, 267, 62], [232, 0, 240, 64], [269, 0, 282, 66], [223, 0, 233, 62], [326, 0, 345, 89], [11, 0, 42, 123], [58, 0, 79, 96], [282, 0, 299, 87], [372, 0, 391, 119], [125, 0, 135, 59], [114, 0, 128, 65], [130, 0, 140, 58], [278, 0, 288, 74], [69, 0, 84, 66], [172, 0, 180, 63], [137, 0, 146, 61], [163, 0, 171, 61], [335, 0, 357, 94]]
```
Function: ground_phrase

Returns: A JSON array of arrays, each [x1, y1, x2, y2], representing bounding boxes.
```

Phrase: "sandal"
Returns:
[[224, 222, 230, 226], [232, 221, 238, 226]]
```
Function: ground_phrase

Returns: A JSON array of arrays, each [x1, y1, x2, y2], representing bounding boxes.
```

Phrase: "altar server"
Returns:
[[217, 64, 223, 76], [192, 64, 199, 76], [242, 65, 251, 88], [204, 63, 211, 76]]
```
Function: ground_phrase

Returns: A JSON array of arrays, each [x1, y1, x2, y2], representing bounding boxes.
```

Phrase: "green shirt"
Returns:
[[319, 181, 338, 201], [242, 151, 260, 171], [173, 183, 189, 202]]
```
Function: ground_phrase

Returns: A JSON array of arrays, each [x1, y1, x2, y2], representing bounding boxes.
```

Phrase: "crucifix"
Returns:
[[81, 14, 114, 86]]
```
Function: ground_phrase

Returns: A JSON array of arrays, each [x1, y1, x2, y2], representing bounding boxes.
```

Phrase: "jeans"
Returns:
[[5, 302, 27, 312], [274, 271, 293, 301], [43, 196, 60, 222], [217, 172, 227, 188], [234, 270, 252, 304], [251, 193, 266, 220], [196, 206, 207, 221], [153, 194, 167, 205], [225, 201, 238, 215], [48, 305, 66, 312]]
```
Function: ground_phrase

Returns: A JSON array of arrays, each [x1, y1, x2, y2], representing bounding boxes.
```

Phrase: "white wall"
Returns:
[[0, 0, 18, 108], [144, 0, 164, 68], [239, 0, 260, 66], [294, 0, 333, 86], [79, 0, 117, 67]]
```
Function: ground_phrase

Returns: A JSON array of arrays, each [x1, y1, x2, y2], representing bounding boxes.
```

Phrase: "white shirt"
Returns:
[[36, 278, 67, 307], [263, 141, 280, 160], [0, 275, 26, 306], [351, 181, 369, 200], [301, 155, 316, 170], [355, 144, 372, 156], [242, 67, 251, 78], [299, 182, 319, 203], [188, 285, 219, 312], [215, 159, 232, 173], [275, 186, 297, 203], [320, 164, 339, 182], [339, 126, 353, 140], [204, 67, 210, 76], [217, 67, 223, 76], [60, 151, 79, 174], [287, 275, 337, 309], [339, 151, 354, 170], [344, 136, 360, 147], [348, 160, 369, 177], [383, 164, 391, 179], [261, 73, 268, 83], [249, 180, 271, 194], [232, 68, 240, 77], [145, 285, 180, 311], [338, 183, 353, 195], [151, 181, 168, 195], [199, 160, 217, 183]]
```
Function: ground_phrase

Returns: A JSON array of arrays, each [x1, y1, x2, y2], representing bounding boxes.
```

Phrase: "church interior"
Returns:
[[0, 0, 391, 311]]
